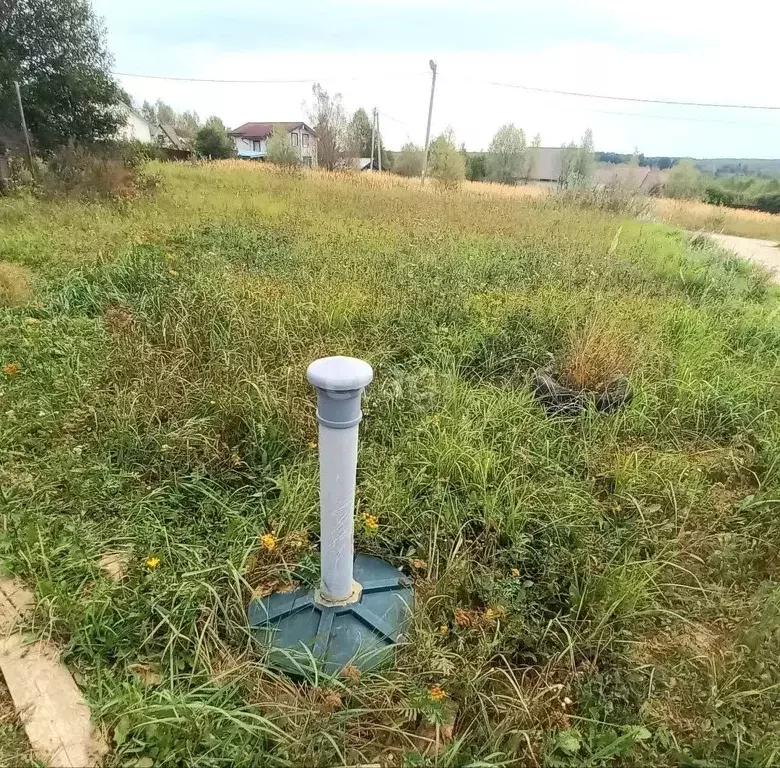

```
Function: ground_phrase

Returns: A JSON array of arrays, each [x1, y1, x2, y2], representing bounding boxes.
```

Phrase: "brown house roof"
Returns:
[[158, 123, 185, 150], [229, 122, 316, 139]]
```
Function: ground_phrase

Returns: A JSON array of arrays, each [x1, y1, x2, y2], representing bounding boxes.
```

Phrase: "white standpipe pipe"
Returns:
[[306, 356, 373, 604]]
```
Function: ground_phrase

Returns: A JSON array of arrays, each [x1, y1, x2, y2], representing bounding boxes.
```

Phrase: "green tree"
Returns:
[[194, 116, 234, 159], [266, 123, 300, 167], [141, 99, 200, 140], [348, 108, 373, 157], [0, 0, 123, 150], [347, 107, 388, 167], [486, 123, 527, 184], [141, 100, 156, 124], [467, 152, 487, 181], [665, 159, 703, 200], [308, 83, 347, 171], [574, 128, 595, 183], [558, 129, 595, 189], [429, 129, 465, 189], [526, 133, 542, 181], [392, 141, 424, 177], [558, 142, 578, 189]]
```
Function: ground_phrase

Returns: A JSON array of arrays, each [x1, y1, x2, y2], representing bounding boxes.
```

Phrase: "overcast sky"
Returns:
[[95, 0, 780, 157]]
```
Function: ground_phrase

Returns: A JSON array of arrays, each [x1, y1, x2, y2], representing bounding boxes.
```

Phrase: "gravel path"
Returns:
[[709, 233, 780, 281]]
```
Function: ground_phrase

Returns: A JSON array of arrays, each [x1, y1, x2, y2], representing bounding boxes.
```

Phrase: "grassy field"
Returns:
[[656, 197, 780, 241], [2, 162, 780, 766]]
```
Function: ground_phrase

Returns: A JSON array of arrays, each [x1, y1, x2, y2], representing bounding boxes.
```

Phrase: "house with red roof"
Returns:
[[229, 122, 317, 165]]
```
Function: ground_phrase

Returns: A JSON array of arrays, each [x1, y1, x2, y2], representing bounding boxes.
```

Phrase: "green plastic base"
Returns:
[[248, 554, 414, 675]]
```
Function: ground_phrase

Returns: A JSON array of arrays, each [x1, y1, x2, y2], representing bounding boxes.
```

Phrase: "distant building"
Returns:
[[592, 163, 668, 192], [527, 147, 563, 183], [355, 157, 379, 171], [157, 123, 187, 151], [229, 122, 317, 165], [336, 157, 380, 171], [116, 102, 157, 144], [526, 148, 667, 191]]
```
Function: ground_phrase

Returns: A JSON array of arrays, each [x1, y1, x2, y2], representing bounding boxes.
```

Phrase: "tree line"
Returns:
[[664, 159, 780, 214], [391, 125, 596, 189]]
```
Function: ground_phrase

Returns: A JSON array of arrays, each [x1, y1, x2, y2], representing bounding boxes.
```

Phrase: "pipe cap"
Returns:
[[307, 356, 373, 393]]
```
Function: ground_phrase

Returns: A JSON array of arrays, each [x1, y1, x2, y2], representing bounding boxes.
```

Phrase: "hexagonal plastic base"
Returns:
[[248, 555, 414, 675]]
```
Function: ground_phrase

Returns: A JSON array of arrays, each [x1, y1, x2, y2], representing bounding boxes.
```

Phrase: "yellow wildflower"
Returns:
[[483, 606, 506, 624], [2, 363, 19, 376], [145, 556, 160, 569], [361, 513, 378, 532], [429, 684, 447, 701], [439, 624, 448, 634], [511, 568, 520, 577], [261, 533, 277, 551], [307, 441, 317, 450]]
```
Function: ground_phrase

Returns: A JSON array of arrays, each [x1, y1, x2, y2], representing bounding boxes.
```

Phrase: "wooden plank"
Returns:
[[0, 577, 107, 767]]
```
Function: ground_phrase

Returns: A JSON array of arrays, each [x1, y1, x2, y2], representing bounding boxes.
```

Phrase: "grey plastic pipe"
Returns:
[[306, 356, 374, 603]]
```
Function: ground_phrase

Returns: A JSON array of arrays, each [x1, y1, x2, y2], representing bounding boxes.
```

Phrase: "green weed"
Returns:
[[1, 162, 780, 765]]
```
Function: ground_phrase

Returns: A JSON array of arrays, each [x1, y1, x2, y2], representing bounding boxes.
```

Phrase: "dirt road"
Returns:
[[709, 233, 780, 280]]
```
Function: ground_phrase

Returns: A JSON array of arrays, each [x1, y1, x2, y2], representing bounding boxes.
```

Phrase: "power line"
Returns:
[[112, 71, 425, 85], [115, 68, 780, 113], [114, 72, 317, 84], [484, 78, 780, 111], [377, 110, 409, 127], [585, 106, 779, 128]]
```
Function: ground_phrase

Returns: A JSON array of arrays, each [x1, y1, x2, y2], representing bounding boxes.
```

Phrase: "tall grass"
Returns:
[[1, 163, 780, 766], [656, 197, 780, 240]]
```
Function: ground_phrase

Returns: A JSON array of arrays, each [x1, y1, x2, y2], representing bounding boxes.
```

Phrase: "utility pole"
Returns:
[[376, 111, 382, 172], [13, 81, 35, 177], [420, 59, 437, 185], [370, 108, 376, 172]]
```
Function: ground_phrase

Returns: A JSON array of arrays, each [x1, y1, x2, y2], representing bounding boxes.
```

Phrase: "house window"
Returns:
[[252, 140, 261, 151], [291, 132, 299, 147], [302, 133, 309, 148]]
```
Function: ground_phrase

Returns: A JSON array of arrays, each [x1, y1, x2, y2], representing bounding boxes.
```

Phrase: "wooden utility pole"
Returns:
[[13, 81, 35, 176], [376, 112, 382, 172], [370, 108, 376, 171], [420, 60, 437, 185]]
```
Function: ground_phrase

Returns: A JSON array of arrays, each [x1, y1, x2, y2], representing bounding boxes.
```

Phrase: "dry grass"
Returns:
[[209, 159, 548, 199], [0, 262, 34, 308], [656, 198, 780, 240], [558, 315, 637, 390]]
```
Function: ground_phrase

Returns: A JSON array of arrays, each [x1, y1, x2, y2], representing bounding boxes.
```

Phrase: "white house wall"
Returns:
[[117, 109, 154, 143]]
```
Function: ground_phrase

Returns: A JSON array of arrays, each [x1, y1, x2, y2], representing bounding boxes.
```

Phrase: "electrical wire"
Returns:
[[112, 71, 426, 85], [115, 68, 780, 114], [485, 78, 780, 111]]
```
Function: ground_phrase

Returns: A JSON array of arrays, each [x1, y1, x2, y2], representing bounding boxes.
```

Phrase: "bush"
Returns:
[[392, 142, 424, 177], [665, 159, 703, 200], [703, 174, 780, 215], [429, 130, 465, 190], [116, 140, 168, 167], [194, 120, 234, 160], [556, 184, 651, 217], [266, 124, 300, 168], [466, 152, 487, 181], [754, 192, 780, 214], [29, 142, 159, 199]]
